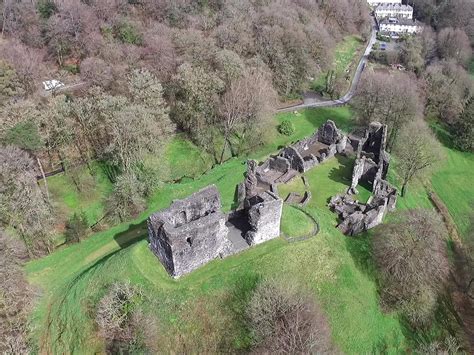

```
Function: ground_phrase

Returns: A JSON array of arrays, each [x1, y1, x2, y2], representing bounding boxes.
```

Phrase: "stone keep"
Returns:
[[147, 185, 231, 278], [245, 191, 283, 245]]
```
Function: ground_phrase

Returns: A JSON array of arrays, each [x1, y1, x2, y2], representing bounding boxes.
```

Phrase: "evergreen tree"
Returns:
[[64, 212, 88, 244], [453, 99, 474, 152]]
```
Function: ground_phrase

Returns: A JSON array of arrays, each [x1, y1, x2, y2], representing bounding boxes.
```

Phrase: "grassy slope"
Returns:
[[429, 124, 474, 239], [280, 205, 315, 237], [45, 163, 113, 227], [312, 35, 365, 93], [27, 155, 406, 354], [26, 105, 474, 354], [44, 108, 352, 232]]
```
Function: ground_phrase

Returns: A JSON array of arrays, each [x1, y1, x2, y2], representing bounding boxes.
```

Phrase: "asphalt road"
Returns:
[[277, 18, 377, 113]]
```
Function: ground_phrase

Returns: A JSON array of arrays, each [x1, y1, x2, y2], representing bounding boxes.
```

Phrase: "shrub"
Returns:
[[372, 209, 449, 328], [96, 282, 149, 353], [3, 121, 42, 151], [114, 22, 143, 45], [417, 335, 461, 354], [106, 172, 146, 223], [278, 120, 295, 136], [37, 0, 57, 19], [64, 212, 89, 244], [63, 64, 79, 75], [247, 278, 334, 353]]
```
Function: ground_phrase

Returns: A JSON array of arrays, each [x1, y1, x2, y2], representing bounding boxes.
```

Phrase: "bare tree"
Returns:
[[247, 278, 334, 354], [0, 40, 46, 96], [218, 67, 276, 163], [96, 281, 150, 353], [394, 119, 444, 197], [424, 62, 473, 124], [172, 62, 225, 161], [352, 71, 421, 151], [372, 209, 450, 327], [80, 57, 114, 88], [0, 146, 53, 256], [437, 27, 472, 66], [0, 229, 33, 354]]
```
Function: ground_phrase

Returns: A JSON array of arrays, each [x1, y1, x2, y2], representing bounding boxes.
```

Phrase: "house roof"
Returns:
[[376, 4, 413, 11], [379, 18, 421, 26]]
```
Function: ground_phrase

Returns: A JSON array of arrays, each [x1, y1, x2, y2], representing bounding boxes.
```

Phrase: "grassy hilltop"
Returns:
[[27, 107, 474, 353]]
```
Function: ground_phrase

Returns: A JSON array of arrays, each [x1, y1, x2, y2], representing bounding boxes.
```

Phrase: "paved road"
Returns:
[[277, 17, 377, 113]]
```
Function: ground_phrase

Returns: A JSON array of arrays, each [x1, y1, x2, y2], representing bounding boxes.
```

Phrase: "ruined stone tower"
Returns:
[[147, 185, 232, 278]]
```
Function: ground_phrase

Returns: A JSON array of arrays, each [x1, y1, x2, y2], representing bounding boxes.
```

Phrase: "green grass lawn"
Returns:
[[277, 176, 307, 199], [280, 205, 315, 237], [162, 135, 214, 181], [25, 105, 474, 354], [429, 124, 474, 239], [312, 35, 365, 94], [42, 107, 353, 234], [389, 122, 474, 239], [44, 163, 113, 237], [26, 152, 407, 354]]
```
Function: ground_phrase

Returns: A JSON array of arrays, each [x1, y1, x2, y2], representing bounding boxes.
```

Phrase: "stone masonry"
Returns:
[[148, 163, 283, 277], [148, 119, 400, 277], [245, 190, 283, 245], [148, 185, 232, 278], [329, 122, 397, 236]]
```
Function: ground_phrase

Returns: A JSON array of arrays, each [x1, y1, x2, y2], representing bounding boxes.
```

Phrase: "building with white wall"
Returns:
[[375, 4, 413, 19], [367, 0, 401, 6], [379, 18, 422, 34]]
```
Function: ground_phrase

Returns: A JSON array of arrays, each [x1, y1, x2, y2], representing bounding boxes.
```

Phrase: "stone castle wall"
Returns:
[[245, 191, 283, 245], [148, 185, 232, 278]]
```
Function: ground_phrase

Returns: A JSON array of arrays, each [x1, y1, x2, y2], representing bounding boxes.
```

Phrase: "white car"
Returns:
[[42, 80, 65, 91]]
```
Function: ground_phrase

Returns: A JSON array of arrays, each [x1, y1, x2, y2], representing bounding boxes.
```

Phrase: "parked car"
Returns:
[[42, 80, 65, 91]]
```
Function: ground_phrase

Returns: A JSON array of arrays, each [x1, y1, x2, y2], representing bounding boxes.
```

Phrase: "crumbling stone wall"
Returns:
[[148, 162, 284, 277], [331, 121, 398, 236], [245, 191, 283, 245], [317, 120, 342, 145], [270, 156, 292, 173], [329, 194, 388, 236], [148, 185, 232, 277], [281, 147, 305, 172], [255, 120, 349, 182], [350, 122, 390, 191]]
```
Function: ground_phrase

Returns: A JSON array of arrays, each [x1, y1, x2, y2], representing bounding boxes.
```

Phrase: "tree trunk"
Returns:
[[19, 226, 32, 259], [1, 1, 8, 37], [74, 141, 94, 175], [401, 182, 407, 197], [219, 135, 232, 164], [36, 156, 51, 205]]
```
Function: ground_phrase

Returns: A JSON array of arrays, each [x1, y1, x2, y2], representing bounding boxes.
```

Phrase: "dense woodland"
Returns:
[[0, 0, 473, 353], [0, 0, 371, 253]]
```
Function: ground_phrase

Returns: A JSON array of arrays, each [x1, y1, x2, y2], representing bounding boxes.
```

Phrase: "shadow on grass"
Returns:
[[114, 221, 148, 249], [328, 155, 353, 185], [344, 231, 376, 279], [431, 122, 455, 150], [224, 272, 261, 351], [47, 222, 147, 353]]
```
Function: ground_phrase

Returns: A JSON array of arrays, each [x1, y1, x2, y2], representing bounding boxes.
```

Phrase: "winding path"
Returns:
[[277, 17, 377, 112]]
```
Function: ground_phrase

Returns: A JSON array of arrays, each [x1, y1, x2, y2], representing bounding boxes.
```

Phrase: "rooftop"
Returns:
[[376, 4, 413, 11], [380, 18, 421, 26]]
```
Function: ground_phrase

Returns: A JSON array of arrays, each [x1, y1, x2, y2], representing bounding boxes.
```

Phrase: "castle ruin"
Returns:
[[148, 119, 398, 277], [329, 122, 397, 235], [147, 186, 232, 277], [148, 177, 283, 278]]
